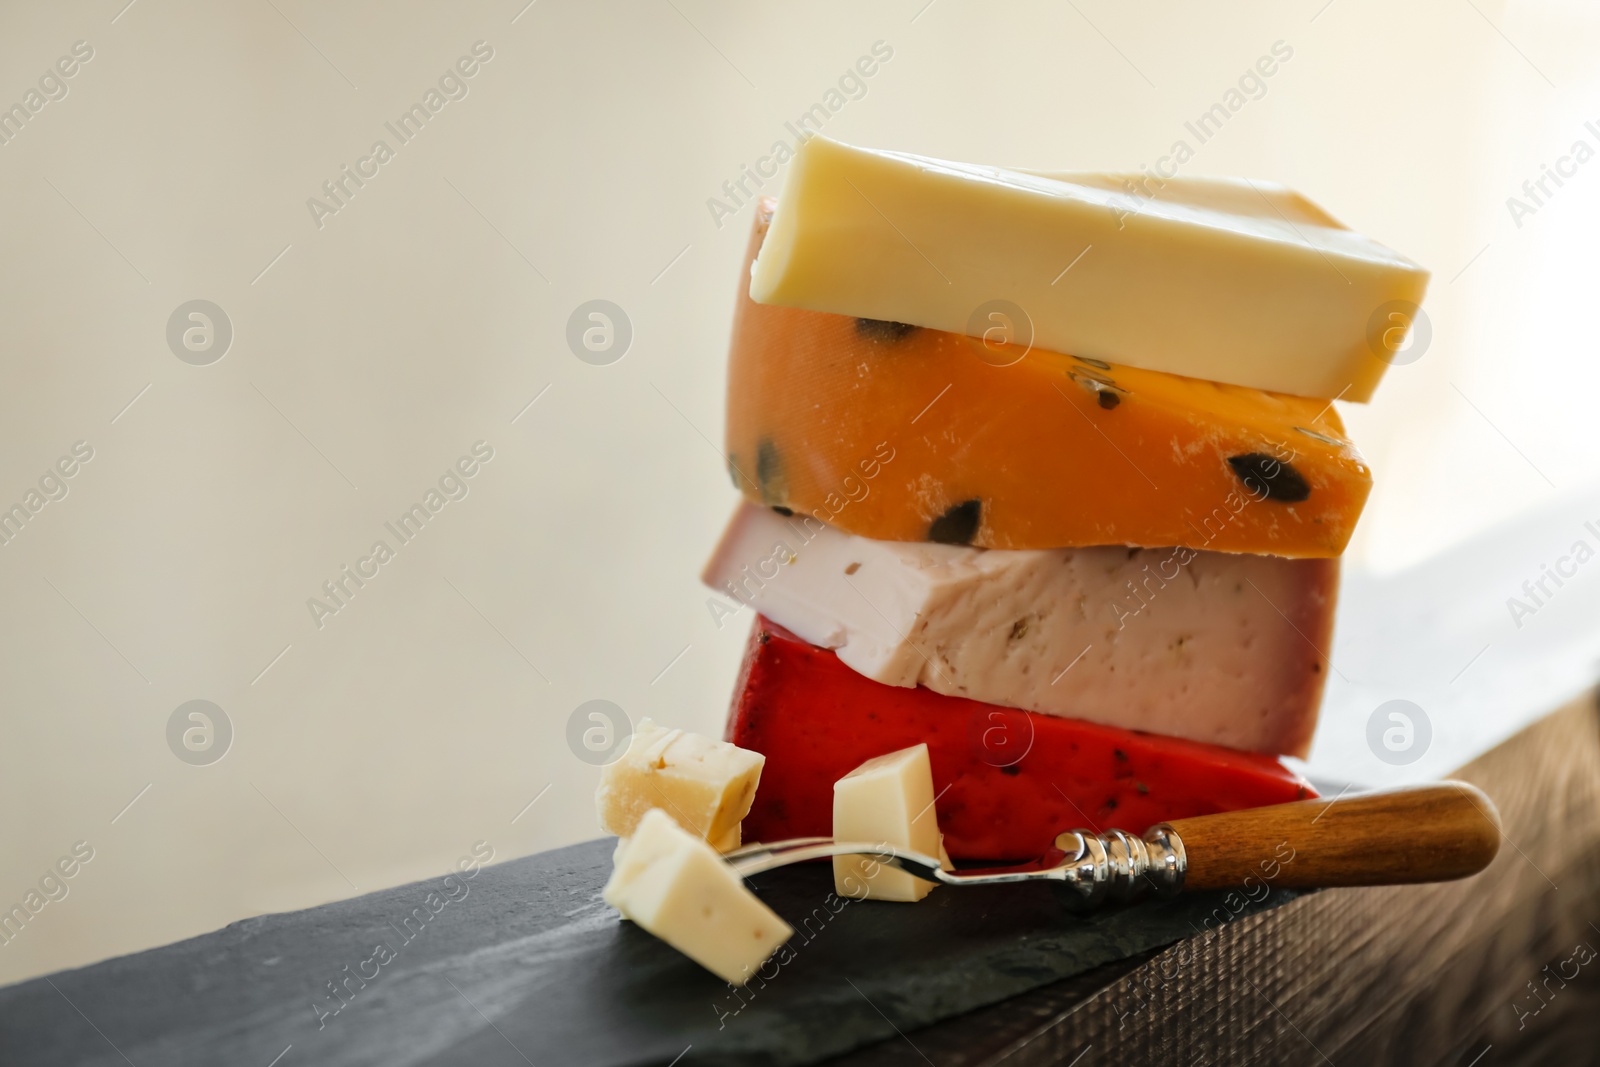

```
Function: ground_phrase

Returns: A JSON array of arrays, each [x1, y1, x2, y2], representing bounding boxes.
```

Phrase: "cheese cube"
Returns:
[[604, 809, 792, 985], [750, 136, 1429, 402], [833, 744, 943, 903], [727, 199, 1372, 557], [596, 719, 763, 851], [705, 503, 1337, 757]]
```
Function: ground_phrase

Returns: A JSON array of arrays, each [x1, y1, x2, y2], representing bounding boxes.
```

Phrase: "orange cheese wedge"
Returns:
[[725, 199, 1372, 556]]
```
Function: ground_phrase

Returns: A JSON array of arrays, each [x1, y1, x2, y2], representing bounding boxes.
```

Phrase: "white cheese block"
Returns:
[[832, 744, 943, 903], [596, 719, 763, 851], [749, 136, 1429, 402], [604, 809, 792, 985], [702, 503, 1336, 757]]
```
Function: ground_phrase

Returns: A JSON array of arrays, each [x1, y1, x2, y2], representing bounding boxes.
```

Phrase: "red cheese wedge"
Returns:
[[727, 617, 1316, 860]]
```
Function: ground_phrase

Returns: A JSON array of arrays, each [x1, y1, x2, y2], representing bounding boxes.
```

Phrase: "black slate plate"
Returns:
[[0, 839, 1301, 1066]]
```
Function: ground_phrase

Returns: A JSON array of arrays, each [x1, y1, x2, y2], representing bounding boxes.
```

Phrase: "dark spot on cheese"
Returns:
[[855, 318, 919, 342], [1009, 617, 1029, 641], [1073, 355, 1112, 370], [1000, 763, 1021, 776], [1227, 452, 1311, 503], [756, 438, 787, 506], [1297, 785, 1310, 800], [928, 499, 981, 545], [771, 505, 793, 516], [1136, 781, 1150, 795], [1113, 748, 1129, 762], [1103, 797, 1119, 811], [757, 631, 771, 645], [1067, 369, 1127, 409], [1312, 662, 1322, 673]]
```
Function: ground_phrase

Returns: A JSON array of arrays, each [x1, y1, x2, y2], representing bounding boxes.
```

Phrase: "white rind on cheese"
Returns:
[[702, 503, 1336, 757], [604, 809, 792, 985], [596, 719, 764, 851], [749, 136, 1429, 403], [832, 744, 943, 903]]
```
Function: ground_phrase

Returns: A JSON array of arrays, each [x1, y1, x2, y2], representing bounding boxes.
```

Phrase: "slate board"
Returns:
[[0, 839, 1301, 1066]]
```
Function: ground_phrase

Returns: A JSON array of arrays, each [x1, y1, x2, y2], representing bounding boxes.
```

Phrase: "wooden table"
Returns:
[[829, 691, 1600, 1065]]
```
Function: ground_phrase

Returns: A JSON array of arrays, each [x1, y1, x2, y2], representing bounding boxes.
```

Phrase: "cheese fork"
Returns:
[[725, 782, 1502, 910]]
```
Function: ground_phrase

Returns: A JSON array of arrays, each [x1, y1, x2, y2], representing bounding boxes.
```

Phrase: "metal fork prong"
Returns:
[[727, 839, 949, 881], [722, 828, 1186, 904], [725, 838, 1061, 887]]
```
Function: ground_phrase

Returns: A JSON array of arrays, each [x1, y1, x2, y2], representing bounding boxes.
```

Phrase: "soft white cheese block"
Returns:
[[832, 744, 944, 903], [702, 503, 1337, 757], [604, 809, 792, 985], [596, 719, 763, 851], [749, 136, 1429, 402]]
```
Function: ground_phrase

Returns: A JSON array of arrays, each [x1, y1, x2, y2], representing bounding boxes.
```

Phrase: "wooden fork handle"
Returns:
[[1159, 781, 1502, 891]]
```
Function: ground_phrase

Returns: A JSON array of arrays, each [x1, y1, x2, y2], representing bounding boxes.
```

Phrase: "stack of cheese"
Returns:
[[701, 136, 1430, 860]]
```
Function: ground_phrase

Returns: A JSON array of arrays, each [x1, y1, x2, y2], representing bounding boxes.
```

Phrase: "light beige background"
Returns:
[[1, 0, 1597, 986]]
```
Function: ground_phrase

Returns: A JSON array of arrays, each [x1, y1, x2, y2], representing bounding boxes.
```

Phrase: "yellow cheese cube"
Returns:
[[596, 719, 763, 851], [604, 809, 792, 985], [833, 744, 944, 903]]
